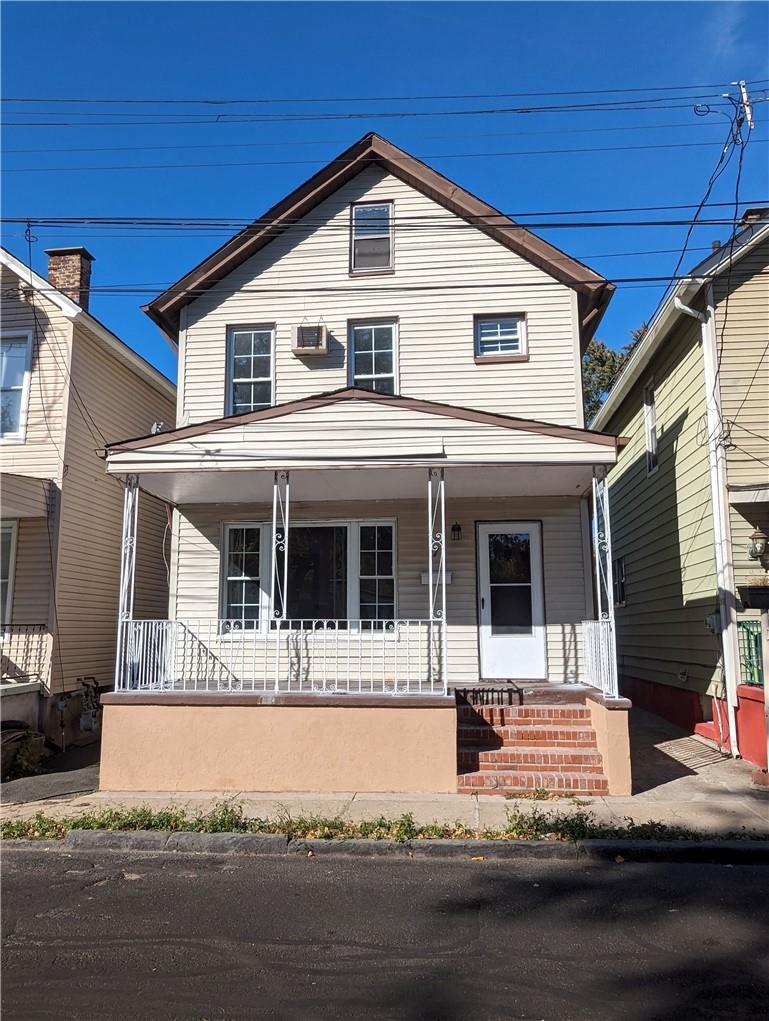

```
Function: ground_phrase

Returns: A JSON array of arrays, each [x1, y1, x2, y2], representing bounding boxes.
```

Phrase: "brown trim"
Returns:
[[474, 355, 530, 365], [102, 387, 623, 455], [145, 133, 612, 342], [101, 692, 455, 709]]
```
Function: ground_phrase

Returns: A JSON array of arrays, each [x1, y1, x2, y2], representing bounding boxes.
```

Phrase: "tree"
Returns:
[[582, 326, 647, 424]]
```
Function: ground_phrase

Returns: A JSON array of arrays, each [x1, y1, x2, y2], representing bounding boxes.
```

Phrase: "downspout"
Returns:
[[674, 293, 741, 757]]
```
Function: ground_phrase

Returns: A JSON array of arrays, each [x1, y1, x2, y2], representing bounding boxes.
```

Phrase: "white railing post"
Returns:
[[114, 474, 139, 691], [590, 469, 618, 697], [428, 467, 448, 694], [271, 471, 289, 692]]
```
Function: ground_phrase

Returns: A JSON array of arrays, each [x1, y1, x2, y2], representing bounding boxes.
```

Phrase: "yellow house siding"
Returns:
[[172, 495, 590, 684], [0, 264, 70, 481], [714, 237, 769, 488], [603, 315, 721, 696], [9, 516, 52, 625], [181, 166, 582, 427], [51, 324, 175, 693]]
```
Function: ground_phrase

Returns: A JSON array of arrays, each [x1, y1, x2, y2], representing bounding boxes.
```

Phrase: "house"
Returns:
[[593, 209, 769, 768], [0, 245, 176, 745], [98, 133, 632, 796]]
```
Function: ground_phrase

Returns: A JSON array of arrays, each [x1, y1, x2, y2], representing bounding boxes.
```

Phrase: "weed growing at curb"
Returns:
[[1, 802, 763, 843]]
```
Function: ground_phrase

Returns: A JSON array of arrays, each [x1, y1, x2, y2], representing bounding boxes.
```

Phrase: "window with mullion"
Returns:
[[1, 335, 32, 439], [350, 322, 396, 395], [228, 326, 274, 415], [474, 315, 525, 357], [223, 525, 262, 629], [359, 523, 395, 629], [351, 202, 393, 272]]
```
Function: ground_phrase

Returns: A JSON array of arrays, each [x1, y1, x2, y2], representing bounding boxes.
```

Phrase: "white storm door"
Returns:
[[477, 522, 546, 680]]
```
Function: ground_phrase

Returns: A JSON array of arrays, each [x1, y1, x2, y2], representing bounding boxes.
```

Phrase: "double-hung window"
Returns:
[[643, 382, 658, 475], [227, 326, 274, 415], [474, 315, 527, 359], [1, 521, 17, 625], [1, 333, 32, 441], [349, 321, 397, 395], [358, 525, 395, 624], [350, 202, 393, 272], [222, 525, 263, 629]]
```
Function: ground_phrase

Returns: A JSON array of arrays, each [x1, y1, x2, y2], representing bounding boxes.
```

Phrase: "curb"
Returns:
[[19, 829, 761, 863]]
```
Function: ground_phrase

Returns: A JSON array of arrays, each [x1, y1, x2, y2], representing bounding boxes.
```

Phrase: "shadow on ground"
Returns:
[[1, 741, 100, 804]]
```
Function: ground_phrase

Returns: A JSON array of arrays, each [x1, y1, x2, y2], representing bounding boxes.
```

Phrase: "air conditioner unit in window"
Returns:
[[292, 324, 328, 356]]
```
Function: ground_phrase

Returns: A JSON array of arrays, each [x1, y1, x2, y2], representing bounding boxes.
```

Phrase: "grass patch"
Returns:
[[1, 803, 761, 843]]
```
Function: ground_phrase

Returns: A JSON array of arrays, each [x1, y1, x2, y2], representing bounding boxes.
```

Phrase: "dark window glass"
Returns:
[[490, 586, 533, 635]]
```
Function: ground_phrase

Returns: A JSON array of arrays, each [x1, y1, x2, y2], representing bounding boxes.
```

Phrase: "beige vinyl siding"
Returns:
[[172, 496, 590, 684], [51, 323, 175, 693], [714, 237, 769, 487], [0, 264, 70, 481], [603, 315, 721, 697], [181, 166, 581, 427], [8, 516, 52, 625]]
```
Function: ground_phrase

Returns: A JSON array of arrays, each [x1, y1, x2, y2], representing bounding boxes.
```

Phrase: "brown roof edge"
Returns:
[[103, 386, 623, 454], [145, 132, 613, 341]]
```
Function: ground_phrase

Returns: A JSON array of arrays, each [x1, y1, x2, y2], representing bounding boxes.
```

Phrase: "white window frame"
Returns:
[[219, 519, 397, 635], [1, 520, 18, 627], [643, 380, 659, 476], [225, 324, 275, 417], [1, 331, 33, 444], [350, 200, 394, 274], [348, 320, 399, 395], [474, 314, 528, 359]]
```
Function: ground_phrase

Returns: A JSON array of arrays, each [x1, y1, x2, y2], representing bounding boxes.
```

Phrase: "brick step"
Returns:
[[457, 724, 503, 747], [458, 746, 604, 772], [497, 725, 598, 747], [457, 704, 590, 725], [456, 770, 609, 795]]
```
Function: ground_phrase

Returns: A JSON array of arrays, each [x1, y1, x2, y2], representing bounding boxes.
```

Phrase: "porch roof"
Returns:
[[101, 389, 622, 502], [102, 389, 622, 504]]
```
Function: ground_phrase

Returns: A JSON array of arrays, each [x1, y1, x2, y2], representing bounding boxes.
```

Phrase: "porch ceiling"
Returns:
[[122, 463, 600, 505]]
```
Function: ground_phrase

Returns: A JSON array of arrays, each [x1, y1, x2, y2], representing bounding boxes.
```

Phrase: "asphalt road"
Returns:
[[2, 847, 768, 1021]]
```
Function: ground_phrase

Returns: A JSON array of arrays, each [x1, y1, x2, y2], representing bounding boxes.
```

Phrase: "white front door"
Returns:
[[477, 522, 546, 680]]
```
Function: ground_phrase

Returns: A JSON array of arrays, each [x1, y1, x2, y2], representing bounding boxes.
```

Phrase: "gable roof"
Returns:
[[145, 132, 613, 346], [103, 386, 624, 455], [592, 210, 769, 429], [1, 245, 175, 401]]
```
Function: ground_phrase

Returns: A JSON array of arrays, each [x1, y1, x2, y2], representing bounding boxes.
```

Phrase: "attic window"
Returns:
[[351, 202, 393, 272]]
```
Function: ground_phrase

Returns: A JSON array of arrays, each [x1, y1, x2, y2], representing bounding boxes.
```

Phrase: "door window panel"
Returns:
[[488, 532, 533, 635]]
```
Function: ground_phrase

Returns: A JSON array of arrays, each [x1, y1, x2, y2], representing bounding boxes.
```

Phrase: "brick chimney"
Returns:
[[44, 247, 95, 311]]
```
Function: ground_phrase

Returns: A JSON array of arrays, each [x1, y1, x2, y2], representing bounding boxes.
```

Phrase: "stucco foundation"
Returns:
[[587, 691, 632, 796], [100, 694, 458, 794]]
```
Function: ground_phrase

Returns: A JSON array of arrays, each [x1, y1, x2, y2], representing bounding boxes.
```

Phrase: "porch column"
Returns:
[[592, 468, 619, 697], [271, 471, 290, 692], [114, 474, 139, 691], [427, 467, 448, 693]]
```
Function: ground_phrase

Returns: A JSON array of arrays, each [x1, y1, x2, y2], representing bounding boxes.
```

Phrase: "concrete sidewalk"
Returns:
[[2, 710, 767, 836]]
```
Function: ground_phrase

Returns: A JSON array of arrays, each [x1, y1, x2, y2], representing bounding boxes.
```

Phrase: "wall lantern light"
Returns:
[[451, 522, 463, 542], [748, 529, 768, 560]]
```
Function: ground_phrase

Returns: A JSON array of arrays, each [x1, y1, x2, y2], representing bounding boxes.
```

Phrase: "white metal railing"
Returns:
[[0, 624, 49, 683], [116, 618, 445, 695], [582, 619, 619, 698]]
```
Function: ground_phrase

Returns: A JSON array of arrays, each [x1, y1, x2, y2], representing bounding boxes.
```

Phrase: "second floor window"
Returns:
[[643, 382, 658, 474], [351, 202, 393, 272], [1, 333, 32, 441], [228, 326, 274, 415], [350, 321, 397, 395], [475, 315, 527, 358]]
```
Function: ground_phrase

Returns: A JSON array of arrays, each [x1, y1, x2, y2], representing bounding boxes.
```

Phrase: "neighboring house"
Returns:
[[0, 245, 176, 743], [594, 209, 769, 768], [99, 133, 632, 797]]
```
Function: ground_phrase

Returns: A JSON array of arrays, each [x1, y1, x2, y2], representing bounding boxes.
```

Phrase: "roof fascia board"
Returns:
[[1, 246, 81, 317]]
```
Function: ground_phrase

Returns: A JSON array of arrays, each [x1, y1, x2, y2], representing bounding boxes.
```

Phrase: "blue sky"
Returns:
[[2, 1, 767, 383]]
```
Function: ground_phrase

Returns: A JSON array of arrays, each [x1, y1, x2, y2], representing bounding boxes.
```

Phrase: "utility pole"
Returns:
[[732, 79, 755, 130]]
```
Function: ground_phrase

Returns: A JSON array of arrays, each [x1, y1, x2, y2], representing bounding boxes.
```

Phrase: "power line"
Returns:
[[5, 136, 769, 174], [6, 79, 767, 104], [5, 117, 763, 155]]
